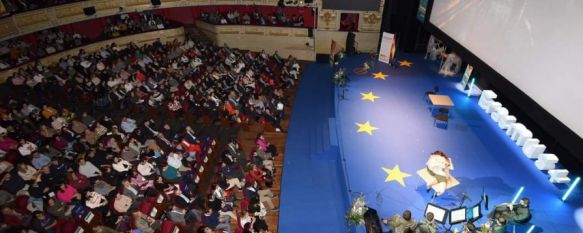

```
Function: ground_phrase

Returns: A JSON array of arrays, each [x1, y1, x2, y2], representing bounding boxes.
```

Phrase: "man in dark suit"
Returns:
[[489, 198, 531, 224]]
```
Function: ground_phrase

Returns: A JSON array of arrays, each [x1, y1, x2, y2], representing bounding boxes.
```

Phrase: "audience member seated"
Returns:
[[200, 6, 306, 28]]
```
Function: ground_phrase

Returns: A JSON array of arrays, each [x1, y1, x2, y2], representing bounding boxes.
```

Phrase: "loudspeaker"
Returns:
[[346, 32, 356, 55], [308, 28, 314, 38], [83, 7, 95, 16], [316, 54, 329, 63], [151, 0, 161, 6]]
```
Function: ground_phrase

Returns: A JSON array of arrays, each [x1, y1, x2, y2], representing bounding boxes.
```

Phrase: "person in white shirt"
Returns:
[[18, 140, 37, 156], [166, 153, 183, 170], [112, 157, 132, 173], [137, 160, 156, 177], [85, 191, 107, 209]]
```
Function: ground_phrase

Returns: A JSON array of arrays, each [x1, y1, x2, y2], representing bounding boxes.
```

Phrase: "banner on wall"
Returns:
[[460, 64, 473, 89], [378, 32, 395, 64]]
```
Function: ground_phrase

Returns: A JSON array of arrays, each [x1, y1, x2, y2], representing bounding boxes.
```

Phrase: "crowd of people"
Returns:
[[103, 11, 171, 39], [0, 11, 172, 71], [1, 0, 84, 13], [0, 29, 87, 70], [200, 7, 305, 27], [0, 32, 300, 232]]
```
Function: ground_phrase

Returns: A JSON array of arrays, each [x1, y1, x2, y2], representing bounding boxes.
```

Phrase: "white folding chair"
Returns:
[[523, 144, 546, 159], [498, 115, 517, 130], [549, 169, 571, 184], [478, 90, 497, 110], [534, 154, 558, 170], [507, 123, 525, 138], [486, 101, 502, 114], [491, 107, 509, 123], [516, 128, 533, 146]]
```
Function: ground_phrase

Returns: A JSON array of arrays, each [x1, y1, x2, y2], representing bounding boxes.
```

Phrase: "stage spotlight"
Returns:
[[511, 186, 524, 204], [467, 78, 475, 97], [562, 177, 580, 201]]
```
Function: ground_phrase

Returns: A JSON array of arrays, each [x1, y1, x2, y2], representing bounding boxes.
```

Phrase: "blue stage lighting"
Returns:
[[562, 177, 581, 201], [526, 225, 535, 233], [511, 186, 524, 204], [467, 78, 475, 97]]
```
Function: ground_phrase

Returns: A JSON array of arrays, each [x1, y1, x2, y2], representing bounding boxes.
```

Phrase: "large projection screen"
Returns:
[[430, 0, 583, 138]]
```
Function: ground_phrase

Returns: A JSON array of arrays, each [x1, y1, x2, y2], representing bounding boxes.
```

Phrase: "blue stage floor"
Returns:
[[335, 54, 583, 233]]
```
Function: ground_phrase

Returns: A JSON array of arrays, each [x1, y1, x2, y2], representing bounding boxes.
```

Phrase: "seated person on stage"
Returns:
[[381, 210, 416, 233], [415, 212, 437, 233], [425, 151, 453, 196], [488, 198, 531, 224], [462, 222, 477, 233], [482, 217, 508, 233]]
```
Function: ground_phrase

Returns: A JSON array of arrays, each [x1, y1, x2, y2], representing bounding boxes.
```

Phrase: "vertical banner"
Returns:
[[460, 64, 473, 89], [378, 32, 395, 64], [417, 0, 429, 22]]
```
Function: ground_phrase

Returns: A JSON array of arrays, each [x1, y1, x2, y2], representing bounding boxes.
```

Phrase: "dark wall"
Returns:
[[322, 0, 381, 11], [423, 22, 583, 177], [380, 0, 428, 53]]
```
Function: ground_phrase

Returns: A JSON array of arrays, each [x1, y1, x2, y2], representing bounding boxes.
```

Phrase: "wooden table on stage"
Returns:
[[428, 94, 454, 115]]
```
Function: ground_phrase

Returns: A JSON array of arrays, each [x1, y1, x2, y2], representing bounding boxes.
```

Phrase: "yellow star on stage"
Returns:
[[360, 91, 380, 102], [355, 121, 378, 135], [372, 72, 388, 80], [381, 165, 411, 187], [398, 60, 413, 67]]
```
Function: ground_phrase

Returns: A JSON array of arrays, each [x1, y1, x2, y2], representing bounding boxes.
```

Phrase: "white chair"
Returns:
[[491, 107, 509, 123], [523, 144, 546, 159], [549, 169, 571, 184], [522, 138, 540, 151], [507, 123, 525, 137], [478, 90, 497, 110], [498, 115, 517, 130], [516, 128, 533, 146], [534, 154, 558, 170], [486, 101, 502, 114]]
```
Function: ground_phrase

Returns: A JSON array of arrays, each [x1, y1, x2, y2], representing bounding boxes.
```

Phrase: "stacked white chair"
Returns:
[[516, 128, 533, 146], [549, 169, 571, 184], [534, 154, 559, 170], [521, 138, 540, 149], [523, 144, 546, 159], [486, 101, 502, 114], [509, 123, 527, 140], [498, 115, 517, 129], [477, 90, 572, 185], [478, 90, 497, 110], [491, 107, 509, 123]]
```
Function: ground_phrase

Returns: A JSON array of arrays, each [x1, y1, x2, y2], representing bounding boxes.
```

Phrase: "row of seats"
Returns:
[[479, 90, 571, 184]]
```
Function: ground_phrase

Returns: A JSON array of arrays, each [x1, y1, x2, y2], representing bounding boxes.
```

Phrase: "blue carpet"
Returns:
[[334, 54, 583, 233], [278, 63, 349, 233]]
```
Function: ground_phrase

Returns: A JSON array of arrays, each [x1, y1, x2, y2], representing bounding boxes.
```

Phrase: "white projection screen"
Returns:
[[430, 0, 583, 138]]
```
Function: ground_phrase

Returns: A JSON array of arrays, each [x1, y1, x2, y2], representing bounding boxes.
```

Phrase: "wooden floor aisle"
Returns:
[[233, 79, 300, 233]]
